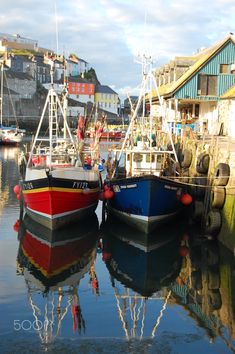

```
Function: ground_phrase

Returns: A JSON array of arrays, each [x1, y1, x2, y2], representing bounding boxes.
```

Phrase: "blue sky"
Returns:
[[0, 0, 235, 101]]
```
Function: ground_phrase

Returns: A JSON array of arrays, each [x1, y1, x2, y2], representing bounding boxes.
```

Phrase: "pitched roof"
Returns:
[[96, 85, 118, 95], [221, 84, 235, 99], [152, 35, 235, 99]]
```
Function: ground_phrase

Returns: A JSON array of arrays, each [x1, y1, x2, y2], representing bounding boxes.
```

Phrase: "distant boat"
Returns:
[[20, 58, 101, 229], [104, 55, 192, 233], [0, 61, 24, 145]]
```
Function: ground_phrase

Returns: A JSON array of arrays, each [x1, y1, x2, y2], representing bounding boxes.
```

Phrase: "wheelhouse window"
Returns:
[[146, 154, 155, 163], [198, 74, 217, 96], [133, 153, 143, 162]]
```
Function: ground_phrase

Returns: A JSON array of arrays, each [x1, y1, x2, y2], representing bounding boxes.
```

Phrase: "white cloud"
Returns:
[[0, 0, 235, 101]]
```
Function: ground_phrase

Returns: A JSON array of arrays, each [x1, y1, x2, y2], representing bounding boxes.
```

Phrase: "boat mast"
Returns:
[[0, 60, 3, 126]]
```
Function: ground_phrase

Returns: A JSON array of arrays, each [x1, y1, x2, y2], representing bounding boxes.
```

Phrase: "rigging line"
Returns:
[[151, 290, 172, 338]]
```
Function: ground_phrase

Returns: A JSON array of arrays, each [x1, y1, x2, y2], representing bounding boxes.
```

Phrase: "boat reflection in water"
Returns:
[[16, 213, 99, 343], [101, 216, 183, 338]]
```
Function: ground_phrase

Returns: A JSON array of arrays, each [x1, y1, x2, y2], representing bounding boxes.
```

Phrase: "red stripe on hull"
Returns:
[[24, 189, 99, 216]]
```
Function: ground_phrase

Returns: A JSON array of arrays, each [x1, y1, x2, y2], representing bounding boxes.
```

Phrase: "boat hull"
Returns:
[[107, 175, 186, 233], [22, 167, 100, 229]]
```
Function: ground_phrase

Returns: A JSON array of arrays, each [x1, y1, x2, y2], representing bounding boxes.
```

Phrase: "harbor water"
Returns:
[[0, 144, 235, 354]]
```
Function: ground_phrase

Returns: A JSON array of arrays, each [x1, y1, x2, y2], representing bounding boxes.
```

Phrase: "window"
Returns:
[[146, 154, 155, 163], [133, 153, 143, 162], [198, 74, 217, 96], [220, 64, 229, 74]]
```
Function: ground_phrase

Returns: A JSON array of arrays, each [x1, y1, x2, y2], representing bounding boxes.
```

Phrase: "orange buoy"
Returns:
[[13, 184, 21, 194], [180, 193, 193, 205], [104, 189, 114, 199]]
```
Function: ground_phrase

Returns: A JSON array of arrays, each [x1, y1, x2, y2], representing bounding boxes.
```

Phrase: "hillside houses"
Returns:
[[0, 32, 120, 124], [151, 35, 235, 139]]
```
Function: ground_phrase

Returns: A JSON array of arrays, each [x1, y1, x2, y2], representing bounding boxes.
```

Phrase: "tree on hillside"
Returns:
[[83, 68, 100, 85]]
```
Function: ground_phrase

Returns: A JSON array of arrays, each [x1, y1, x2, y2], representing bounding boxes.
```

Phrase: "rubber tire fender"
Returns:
[[205, 210, 222, 235], [180, 149, 192, 168], [213, 163, 230, 186], [211, 186, 226, 209], [196, 153, 210, 174]]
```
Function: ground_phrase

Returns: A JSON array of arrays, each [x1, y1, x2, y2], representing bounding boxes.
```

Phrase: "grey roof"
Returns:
[[95, 85, 118, 95], [5, 70, 34, 81]]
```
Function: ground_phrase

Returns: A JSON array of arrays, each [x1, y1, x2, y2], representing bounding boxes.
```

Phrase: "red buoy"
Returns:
[[104, 189, 114, 199], [13, 184, 21, 195], [103, 184, 110, 191], [13, 219, 20, 232], [180, 193, 193, 205], [16, 194, 21, 200]]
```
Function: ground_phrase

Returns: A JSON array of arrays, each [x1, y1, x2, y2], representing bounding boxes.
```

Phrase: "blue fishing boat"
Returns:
[[104, 55, 192, 233]]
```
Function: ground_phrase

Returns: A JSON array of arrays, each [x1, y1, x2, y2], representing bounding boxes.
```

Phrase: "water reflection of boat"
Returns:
[[101, 216, 182, 297], [101, 218, 182, 339], [16, 214, 99, 343], [17, 214, 99, 290]]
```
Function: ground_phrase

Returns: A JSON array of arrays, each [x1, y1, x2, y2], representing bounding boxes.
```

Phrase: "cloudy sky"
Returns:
[[0, 0, 235, 101]]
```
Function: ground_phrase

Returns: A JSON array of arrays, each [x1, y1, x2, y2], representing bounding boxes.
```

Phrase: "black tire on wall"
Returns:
[[196, 153, 210, 174], [180, 149, 192, 168], [205, 210, 222, 235], [213, 163, 230, 186], [211, 186, 226, 209]]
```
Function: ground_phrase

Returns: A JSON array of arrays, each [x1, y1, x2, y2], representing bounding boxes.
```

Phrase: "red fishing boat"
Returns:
[[19, 59, 101, 229]]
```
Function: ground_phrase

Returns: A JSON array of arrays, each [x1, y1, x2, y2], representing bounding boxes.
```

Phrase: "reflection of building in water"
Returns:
[[16, 214, 99, 344], [218, 243, 235, 341], [171, 236, 235, 349]]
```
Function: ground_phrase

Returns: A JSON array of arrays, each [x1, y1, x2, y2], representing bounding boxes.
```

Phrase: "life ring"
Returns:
[[205, 210, 222, 235], [213, 163, 230, 186], [180, 149, 192, 168], [196, 152, 210, 174], [211, 186, 226, 209]]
